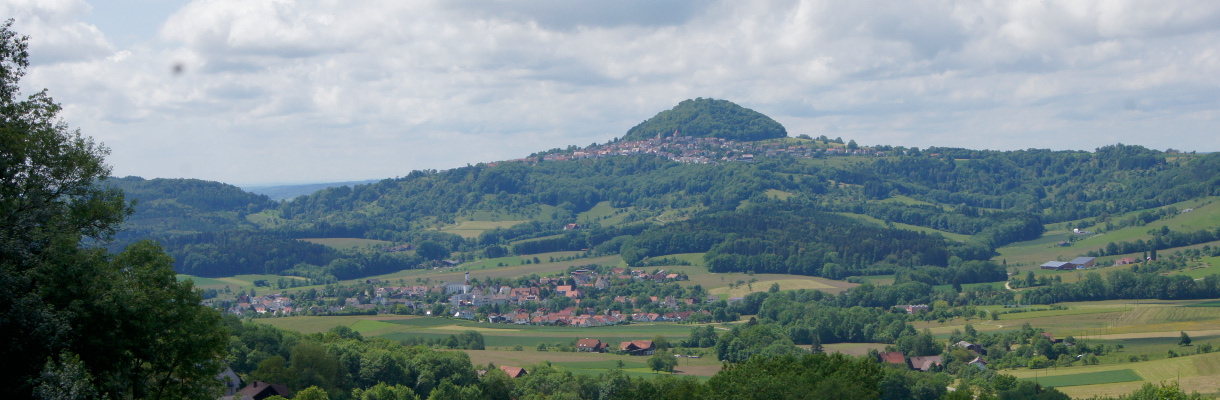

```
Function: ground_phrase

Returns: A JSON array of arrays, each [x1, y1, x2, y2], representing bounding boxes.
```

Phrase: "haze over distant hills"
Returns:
[[244, 180, 381, 201]]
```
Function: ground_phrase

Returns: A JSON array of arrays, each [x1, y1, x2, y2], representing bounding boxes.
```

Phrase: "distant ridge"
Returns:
[[622, 98, 787, 142], [245, 180, 379, 201]]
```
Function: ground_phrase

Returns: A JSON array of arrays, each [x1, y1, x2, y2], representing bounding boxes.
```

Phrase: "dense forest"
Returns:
[[109, 141, 1220, 281]]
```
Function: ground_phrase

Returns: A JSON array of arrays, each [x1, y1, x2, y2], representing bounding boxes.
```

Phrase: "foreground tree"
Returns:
[[0, 20, 227, 398]]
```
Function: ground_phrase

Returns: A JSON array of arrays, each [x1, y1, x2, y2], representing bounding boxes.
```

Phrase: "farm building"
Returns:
[[576, 338, 606, 352], [1068, 257, 1096, 268], [1042, 257, 1096, 270], [878, 351, 907, 367], [910, 356, 942, 372], [619, 340, 656, 355], [1040, 261, 1073, 270]]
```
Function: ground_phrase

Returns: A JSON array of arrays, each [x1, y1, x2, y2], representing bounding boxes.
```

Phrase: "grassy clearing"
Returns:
[[708, 279, 836, 298], [298, 237, 394, 250], [821, 342, 887, 356], [764, 189, 796, 200], [510, 234, 565, 245], [879, 195, 942, 208], [208, 274, 308, 289], [932, 281, 1006, 292], [856, 275, 896, 285], [176, 275, 230, 288], [835, 212, 971, 242], [1175, 258, 1220, 279], [438, 220, 529, 238], [1019, 369, 1141, 388], [244, 211, 287, 228], [651, 264, 855, 295], [462, 350, 720, 378], [260, 314, 711, 349], [577, 201, 634, 226], [461, 210, 531, 222], [636, 255, 857, 295], [996, 307, 1131, 321], [259, 316, 370, 334]]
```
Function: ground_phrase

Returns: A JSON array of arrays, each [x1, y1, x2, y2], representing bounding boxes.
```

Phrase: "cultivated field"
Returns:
[[298, 237, 395, 250], [256, 314, 728, 377], [1006, 352, 1220, 398]]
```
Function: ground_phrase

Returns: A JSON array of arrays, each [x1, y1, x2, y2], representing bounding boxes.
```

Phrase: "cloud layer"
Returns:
[[10, 0, 1220, 184]]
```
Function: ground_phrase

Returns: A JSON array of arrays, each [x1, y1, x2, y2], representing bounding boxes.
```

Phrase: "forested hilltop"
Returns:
[[621, 97, 787, 141]]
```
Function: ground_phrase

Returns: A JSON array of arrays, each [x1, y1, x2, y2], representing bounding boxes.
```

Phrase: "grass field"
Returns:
[[179, 273, 309, 291], [932, 281, 1006, 292], [1175, 258, 1220, 279], [258, 315, 717, 353], [438, 220, 529, 238], [764, 189, 796, 200], [855, 275, 896, 285], [708, 278, 837, 298], [995, 306, 1131, 321], [176, 275, 230, 288], [821, 342, 888, 356], [462, 350, 721, 378], [1019, 369, 1141, 388], [1005, 352, 1220, 398], [878, 195, 942, 208], [577, 201, 636, 226], [617, 254, 858, 295], [298, 237, 395, 250]]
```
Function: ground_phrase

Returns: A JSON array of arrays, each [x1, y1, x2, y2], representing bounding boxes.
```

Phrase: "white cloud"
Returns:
[[10, 0, 1220, 184], [3, 0, 114, 64]]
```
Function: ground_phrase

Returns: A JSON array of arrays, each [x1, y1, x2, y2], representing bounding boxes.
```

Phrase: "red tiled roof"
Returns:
[[879, 351, 906, 365], [499, 365, 527, 378]]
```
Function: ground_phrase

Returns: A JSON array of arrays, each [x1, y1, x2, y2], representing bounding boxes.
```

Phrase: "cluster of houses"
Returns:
[[447, 268, 687, 307], [226, 267, 695, 318], [1039, 256, 1097, 271], [490, 132, 886, 167], [484, 307, 710, 326], [227, 293, 294, 316], [876, 340, 988, 372], [574, 338, 657, 356]]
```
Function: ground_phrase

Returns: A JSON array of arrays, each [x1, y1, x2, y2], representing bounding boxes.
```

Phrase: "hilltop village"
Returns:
[[493, 133, 886, 166]]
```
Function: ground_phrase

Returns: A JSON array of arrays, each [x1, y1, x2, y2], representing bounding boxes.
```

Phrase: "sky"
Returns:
[[5, 0, 1220, 186]]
